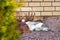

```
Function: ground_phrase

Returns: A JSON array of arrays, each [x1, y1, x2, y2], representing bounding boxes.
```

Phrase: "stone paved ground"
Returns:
[[20, 31, 60, 40]]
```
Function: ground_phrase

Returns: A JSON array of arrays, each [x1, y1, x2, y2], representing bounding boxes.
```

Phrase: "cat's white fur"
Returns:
[[26, 21, 49, 31], [21, 19, 49, 31]]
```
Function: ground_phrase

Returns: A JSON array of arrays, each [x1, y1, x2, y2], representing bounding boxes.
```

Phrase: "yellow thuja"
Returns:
[[0, 0, 23, 40]]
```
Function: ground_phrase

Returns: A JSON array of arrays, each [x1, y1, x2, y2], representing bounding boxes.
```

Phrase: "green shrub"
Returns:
[[0, 0, 23, 40]]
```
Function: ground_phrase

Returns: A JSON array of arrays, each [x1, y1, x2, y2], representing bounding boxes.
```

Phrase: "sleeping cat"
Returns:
[[26, 21, 49, 31]]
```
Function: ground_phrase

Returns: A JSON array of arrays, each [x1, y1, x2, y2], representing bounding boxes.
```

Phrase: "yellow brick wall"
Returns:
[[15, 0, 60, 18]]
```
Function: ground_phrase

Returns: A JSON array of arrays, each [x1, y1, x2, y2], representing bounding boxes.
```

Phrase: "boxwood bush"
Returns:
[[0, 0, 23, 40]]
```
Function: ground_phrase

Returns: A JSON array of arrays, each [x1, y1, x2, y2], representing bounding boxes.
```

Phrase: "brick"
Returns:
[[52, 2, 60, 6], [55, 0, 60, 1], [41, 12, 52, 16], [29, 2, 40, 6], [33, 12, 40, 16], [26, 12, 34, 16], [56, 7, 60, 11], [53, 12, 60, 15], [32, 7, 43, 11], [44, 7, 55, 11], [44, 0, 54, 1], [20, 7, 32, 11], [22, 2, 28, 7], [25, 12, 40, 16], [21, 12, 27, 16], [18, 12, 28, 16], [14, 12, 21, 16], [32, 0, 42, 1], [24, 0, 31, 1], [41, 2, 51, 6]]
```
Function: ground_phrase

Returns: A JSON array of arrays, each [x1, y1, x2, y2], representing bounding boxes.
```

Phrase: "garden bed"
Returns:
[[19, 16, 60, 40]]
